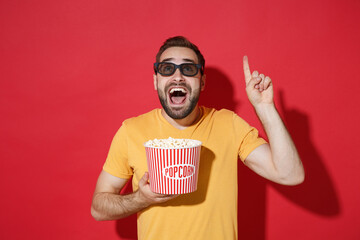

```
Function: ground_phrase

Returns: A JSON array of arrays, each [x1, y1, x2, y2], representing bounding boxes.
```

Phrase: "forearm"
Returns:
[[254, 103, 304, 185], [91, 191, 148, 221]]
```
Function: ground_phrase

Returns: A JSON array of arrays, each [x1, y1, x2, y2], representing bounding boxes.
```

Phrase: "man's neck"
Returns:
[[161, 106, 201, 130]]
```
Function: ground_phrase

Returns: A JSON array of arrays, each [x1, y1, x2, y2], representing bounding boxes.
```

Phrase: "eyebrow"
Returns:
[[161, 58, 196, 63]]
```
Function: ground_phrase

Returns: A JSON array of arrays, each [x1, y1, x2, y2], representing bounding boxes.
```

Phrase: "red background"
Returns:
[[1, 0, 360, 239]]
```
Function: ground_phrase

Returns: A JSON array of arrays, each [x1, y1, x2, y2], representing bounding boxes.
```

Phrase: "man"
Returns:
[[91, 36, 304, 239]]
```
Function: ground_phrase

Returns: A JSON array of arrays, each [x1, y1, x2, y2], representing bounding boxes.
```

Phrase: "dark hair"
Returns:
[[155, 36, 205, 74]]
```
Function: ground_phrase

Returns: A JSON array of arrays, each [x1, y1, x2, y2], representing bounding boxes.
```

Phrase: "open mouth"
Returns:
[[168, 87, 188, 105]]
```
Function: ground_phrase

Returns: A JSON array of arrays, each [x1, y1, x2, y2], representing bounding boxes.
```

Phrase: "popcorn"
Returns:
[[144, 137, 201, 148]]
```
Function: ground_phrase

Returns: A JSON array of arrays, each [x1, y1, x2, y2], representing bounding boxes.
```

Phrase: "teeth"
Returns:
[[170, 88, 186, 94]]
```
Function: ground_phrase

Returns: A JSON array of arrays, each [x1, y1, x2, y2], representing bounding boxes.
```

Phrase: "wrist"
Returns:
[[253, 102, 276, 114], [253, 103, 278, 125], [134, 190, 151, 209]]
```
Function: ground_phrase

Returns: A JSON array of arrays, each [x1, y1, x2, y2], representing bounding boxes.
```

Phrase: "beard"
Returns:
[[157, 82, 201, 119]]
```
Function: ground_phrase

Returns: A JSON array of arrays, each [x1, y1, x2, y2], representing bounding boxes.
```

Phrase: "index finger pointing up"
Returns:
[[243, 56, 251, 84]]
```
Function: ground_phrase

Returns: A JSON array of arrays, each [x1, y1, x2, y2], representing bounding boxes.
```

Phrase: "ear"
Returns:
[[200, 74, 206, 91], [153, 74, 158, 90]]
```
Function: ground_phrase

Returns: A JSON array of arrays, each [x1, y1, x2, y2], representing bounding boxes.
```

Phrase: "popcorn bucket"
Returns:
[[144, 139, 202, 194]]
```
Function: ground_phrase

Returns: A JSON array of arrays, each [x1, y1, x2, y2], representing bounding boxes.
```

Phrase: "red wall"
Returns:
[[1, 0, 359, 239]]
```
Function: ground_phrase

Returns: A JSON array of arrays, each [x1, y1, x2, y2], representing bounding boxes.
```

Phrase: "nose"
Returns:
[[172, 68, 185, 82]]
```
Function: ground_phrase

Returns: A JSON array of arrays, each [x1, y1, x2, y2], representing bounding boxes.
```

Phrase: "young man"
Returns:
[[91, 36, 304, 239]]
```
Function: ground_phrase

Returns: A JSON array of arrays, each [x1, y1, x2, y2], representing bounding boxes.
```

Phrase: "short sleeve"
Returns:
[[103, 123, 133, 179], [233, 114, 267, 162]]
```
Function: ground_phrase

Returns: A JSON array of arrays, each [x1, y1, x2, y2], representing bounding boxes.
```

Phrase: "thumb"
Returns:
[[139, 172, 149, 187]]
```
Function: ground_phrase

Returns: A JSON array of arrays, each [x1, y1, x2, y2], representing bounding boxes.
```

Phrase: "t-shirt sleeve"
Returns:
[[233, 113, 268, 162], [103, 123, 133, 179]]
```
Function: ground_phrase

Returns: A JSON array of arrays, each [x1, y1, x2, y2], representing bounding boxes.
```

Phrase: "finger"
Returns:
[[156, 193, 178, 199], [259, 74, 265, 91], [243, 56, 251, 84], [252, 71, 259, 89], [264, 76, 272, 89], [155, 195, 179, 203], [248, 76, 262, 89], [153, 193, 171, 199], [252, 71, 259, 78]]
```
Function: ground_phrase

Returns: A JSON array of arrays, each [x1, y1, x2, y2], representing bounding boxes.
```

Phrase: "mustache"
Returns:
[[165, 83, 192, 93]]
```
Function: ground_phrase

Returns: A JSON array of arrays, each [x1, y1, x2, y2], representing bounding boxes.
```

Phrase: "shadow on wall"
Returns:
[[115, 67, 340, 239], [271, 90, 341, 216]]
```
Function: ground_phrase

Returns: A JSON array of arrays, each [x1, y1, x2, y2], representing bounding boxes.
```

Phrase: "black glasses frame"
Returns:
[[154, 62, 203, 77]]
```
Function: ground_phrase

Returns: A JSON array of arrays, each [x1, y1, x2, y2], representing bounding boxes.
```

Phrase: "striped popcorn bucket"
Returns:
[[144, 140, 201, 194]]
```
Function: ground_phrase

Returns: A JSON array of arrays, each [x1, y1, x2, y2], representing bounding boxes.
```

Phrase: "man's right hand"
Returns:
[[91, 170, 178, 221], [136, 172, 178, 207]]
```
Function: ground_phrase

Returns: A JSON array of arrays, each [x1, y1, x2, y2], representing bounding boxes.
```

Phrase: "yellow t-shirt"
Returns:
[[103, 107, 267, 240]]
